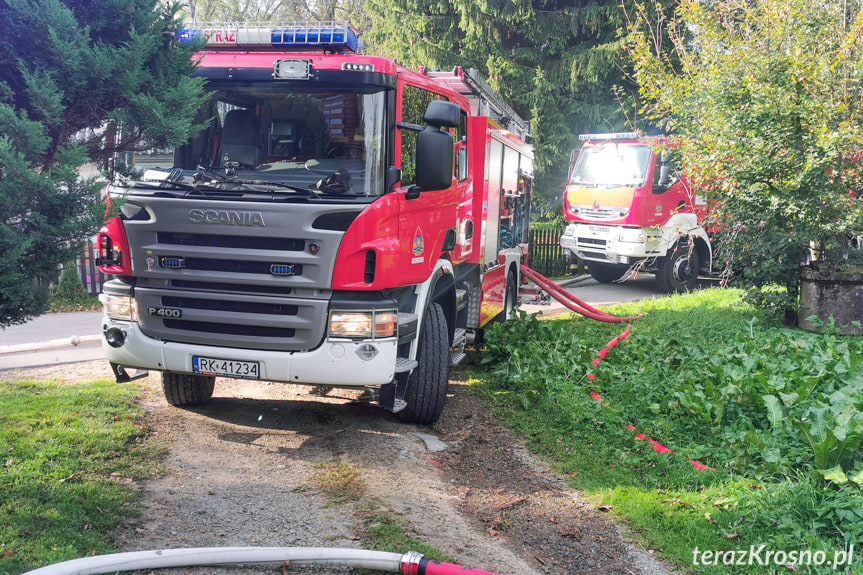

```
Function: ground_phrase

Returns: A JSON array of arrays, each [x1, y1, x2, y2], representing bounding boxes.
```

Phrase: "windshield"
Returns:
[[135, 83, 389, 198], [570, 143, 652, 187]]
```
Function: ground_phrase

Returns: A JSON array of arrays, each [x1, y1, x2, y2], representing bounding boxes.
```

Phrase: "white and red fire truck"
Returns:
[[559, 132, 712, 293], [96, 22, 533, 424]]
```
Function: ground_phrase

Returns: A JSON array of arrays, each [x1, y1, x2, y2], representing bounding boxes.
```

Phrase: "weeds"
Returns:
[[479, 288, 863, 573], [310, 462, 365, 503]]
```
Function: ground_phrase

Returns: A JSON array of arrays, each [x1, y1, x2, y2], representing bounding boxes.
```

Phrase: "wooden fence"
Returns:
[[527, 226, 586, 278], [76, 239, 106, 297]]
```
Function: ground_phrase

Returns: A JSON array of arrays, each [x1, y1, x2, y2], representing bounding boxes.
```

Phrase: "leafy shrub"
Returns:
[[481, 289, 863, 566], [51, 262, 93, 309]]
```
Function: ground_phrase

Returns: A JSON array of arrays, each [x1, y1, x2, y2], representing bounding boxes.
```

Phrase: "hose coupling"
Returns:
[[399, 550, 425, 575]]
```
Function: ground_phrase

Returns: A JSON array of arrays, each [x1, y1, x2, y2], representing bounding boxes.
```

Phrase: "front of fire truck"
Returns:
[[559, 132, 710, 291], [96, 23, 452, 415]]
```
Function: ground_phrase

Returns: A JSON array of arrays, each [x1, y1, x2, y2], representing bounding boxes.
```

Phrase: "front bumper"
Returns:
[[101, 318, 397, 386], [560, 224, 664, 264]]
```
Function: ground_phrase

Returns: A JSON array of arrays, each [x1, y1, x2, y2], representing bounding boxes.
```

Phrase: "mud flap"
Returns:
[[110, 362, 149, 383], [379, 372, 409, 413]]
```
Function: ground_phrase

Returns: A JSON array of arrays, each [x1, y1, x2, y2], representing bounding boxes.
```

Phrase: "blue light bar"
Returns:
[[579, 131, 642, 141], [177, 22, 359, 53]]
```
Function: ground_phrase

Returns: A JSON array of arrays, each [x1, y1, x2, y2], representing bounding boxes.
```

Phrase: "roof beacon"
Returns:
[[578, 131, 642, 141], [177, 21, 359, 53]]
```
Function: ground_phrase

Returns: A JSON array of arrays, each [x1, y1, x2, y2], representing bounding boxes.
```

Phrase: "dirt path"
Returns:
[[4, 360, 675, 575]]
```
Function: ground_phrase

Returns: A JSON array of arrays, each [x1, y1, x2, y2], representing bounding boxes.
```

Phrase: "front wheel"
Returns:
[[162, 372, 215, 407], [656, 240, 700, 293], [397, 302, 449, 425]]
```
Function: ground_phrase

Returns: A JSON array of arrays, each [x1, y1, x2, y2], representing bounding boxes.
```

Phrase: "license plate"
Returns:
[[193, 356, 260, 379]]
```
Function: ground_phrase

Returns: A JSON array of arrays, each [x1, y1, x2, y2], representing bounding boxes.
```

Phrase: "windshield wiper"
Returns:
[[228, 178, 321, 197], [188, 165, 321, 197]]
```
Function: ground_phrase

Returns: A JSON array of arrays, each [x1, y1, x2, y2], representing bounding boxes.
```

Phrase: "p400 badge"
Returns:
[[148, 307, 182, 318]]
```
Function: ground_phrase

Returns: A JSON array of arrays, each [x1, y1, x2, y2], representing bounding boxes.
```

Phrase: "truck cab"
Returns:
[[96, 23, 533, 424], [559, 132, 711, 292]]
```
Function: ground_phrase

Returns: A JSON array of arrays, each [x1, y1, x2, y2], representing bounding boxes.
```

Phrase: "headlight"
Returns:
[[99, 293, 138, 321], [328, 310, 397, 339]]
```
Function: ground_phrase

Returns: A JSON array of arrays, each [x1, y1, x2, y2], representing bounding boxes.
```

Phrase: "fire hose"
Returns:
[[519, 265, 640, 323], [21, 547, 500, 575]]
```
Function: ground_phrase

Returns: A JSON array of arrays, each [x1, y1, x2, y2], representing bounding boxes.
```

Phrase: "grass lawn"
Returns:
[[470, 288, 863, 574], [0, 378, 159, 575]]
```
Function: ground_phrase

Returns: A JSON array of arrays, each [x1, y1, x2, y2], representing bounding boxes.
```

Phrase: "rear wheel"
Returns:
[[398, 302, 449, 425], [587, 262, 628, 284], [162, 372, 215, 407], [656, 240, 700, 293]]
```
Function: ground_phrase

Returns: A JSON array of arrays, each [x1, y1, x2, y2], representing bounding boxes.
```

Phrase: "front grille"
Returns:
[[578, 237, 606, 247], [163, 319, 296, 338], [171, 280, 292, 295], [158, 232, 304, 251], [135, 287, 329, 351], [124, 198, 350, 351], [576, 237, 608, 253], [162, 296, 298, 316], [570, 206, 629, 221], [166, 257, 303, 276], [578, 208, 624, 220]]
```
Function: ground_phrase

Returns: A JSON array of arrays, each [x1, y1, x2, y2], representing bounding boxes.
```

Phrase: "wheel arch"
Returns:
[[429, 267, 456, 344]]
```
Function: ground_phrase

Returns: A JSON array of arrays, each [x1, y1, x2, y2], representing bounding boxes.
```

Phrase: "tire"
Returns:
[[162, 372, 216, 407], [398, 302, 449, 425], [587, 262, 628, 284], [656, 240, 701, 293], [496, 271, 517, 323]]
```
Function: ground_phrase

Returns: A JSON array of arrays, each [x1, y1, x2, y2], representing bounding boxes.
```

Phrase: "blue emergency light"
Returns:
[[177, 22, 359, 53]]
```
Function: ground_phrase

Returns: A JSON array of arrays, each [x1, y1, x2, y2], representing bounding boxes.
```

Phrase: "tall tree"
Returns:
[[0, 0, 208, 327], [184, 0, 368, 26], [364, 0, 663, 212]]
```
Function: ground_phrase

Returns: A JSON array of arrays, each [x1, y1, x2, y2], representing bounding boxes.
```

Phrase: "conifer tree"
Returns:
[[0, 0, 208, 327], [364, 0, 660, 211]]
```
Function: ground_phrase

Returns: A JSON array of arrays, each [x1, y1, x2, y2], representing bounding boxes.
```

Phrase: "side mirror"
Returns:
[[423, 100, 459, 128], [413, 126, 454, 194], [408, 100, 458, 198]]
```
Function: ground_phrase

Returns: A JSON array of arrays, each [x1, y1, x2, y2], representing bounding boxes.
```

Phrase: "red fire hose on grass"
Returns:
[[520, 265, 640, 323], [22, 547, 500, 575]]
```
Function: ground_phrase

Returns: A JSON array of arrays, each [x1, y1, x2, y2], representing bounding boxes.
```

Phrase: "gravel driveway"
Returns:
[[4, 359, 676, 575]]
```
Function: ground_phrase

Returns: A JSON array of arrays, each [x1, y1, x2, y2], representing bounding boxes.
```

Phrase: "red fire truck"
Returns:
[[559, 132, 712, 293], [96, 22, 533, 424]]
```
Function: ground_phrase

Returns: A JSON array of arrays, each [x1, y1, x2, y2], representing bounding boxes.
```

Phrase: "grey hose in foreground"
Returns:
[[22, 547, 404, 575]]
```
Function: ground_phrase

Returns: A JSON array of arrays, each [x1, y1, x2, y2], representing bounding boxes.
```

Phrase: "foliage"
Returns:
[[53, 262, 88, 305], [628, 0, 863, 305], [363, 0, 677, 214], [479, 290, 863, 571], [0, 378, 160, 574], [182, 0, 369, 29], [0, 0, 208, 327]]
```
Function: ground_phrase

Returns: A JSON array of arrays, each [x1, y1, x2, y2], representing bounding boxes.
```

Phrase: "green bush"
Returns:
[[52, 262, 91, 308]]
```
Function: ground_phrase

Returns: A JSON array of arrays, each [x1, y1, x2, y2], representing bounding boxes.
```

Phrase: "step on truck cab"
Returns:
[[96, 22, 533, 424], [559, 132, 712, 293]]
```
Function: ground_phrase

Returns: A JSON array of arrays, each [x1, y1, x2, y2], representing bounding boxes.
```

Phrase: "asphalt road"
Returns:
[[0, 274, 686, 371]]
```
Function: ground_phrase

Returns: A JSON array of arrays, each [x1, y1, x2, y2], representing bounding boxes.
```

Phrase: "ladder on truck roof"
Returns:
[[420, 66, 532, 142]]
